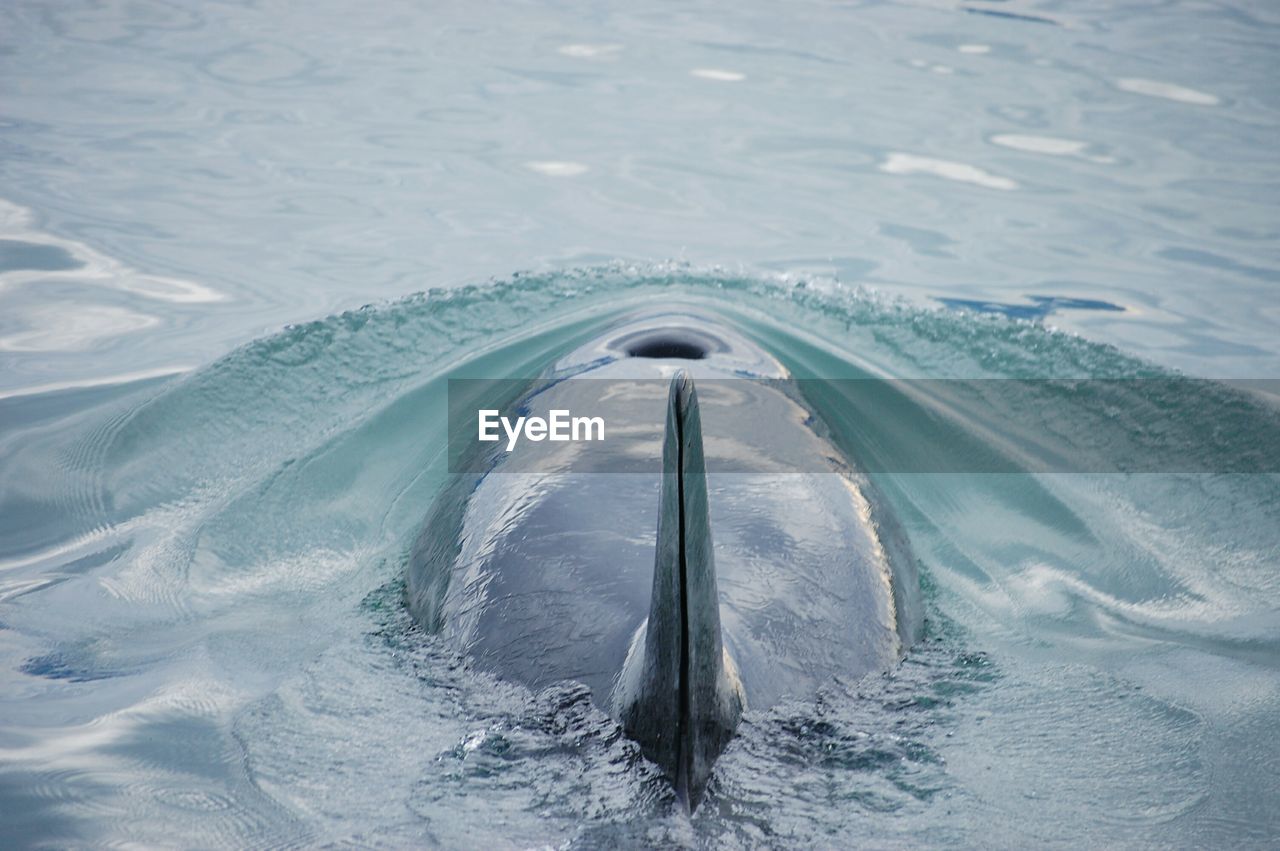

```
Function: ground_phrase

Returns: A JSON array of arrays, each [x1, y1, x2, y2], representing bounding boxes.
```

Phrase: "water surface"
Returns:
[[1, 0, 1279, 847]]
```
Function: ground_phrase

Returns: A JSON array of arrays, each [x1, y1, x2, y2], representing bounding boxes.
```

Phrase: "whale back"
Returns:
[[406, 311, 911, 713]]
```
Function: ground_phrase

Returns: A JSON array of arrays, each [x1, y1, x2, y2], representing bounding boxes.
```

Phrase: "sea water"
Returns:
[[1, 1, 1278, 847]]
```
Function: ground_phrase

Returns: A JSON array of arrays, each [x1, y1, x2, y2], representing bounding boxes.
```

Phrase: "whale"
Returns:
[[406, 309, 920, 810]]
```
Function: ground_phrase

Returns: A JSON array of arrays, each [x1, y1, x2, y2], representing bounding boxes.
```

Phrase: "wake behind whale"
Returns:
[[406, 310, 921, 809]]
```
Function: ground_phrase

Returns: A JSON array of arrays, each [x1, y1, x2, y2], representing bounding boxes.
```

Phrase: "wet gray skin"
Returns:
[[406, 310, 920, 810]]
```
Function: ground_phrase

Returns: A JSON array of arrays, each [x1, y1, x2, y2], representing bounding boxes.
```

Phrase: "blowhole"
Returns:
[[626, 336, 709, 360]]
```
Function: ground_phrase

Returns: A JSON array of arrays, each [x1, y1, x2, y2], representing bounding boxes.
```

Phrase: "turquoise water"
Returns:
[[2, 1, 1279, 847]]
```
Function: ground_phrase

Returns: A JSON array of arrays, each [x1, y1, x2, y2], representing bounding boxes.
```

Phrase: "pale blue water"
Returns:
[[1, 1, 1278, 848]]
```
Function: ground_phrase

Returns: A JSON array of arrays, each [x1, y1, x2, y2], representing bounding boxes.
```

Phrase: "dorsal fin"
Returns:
[[615, 370, 744, 811]]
